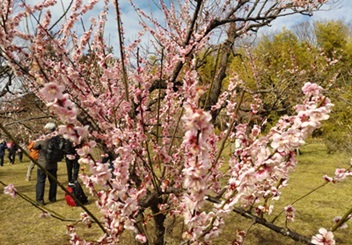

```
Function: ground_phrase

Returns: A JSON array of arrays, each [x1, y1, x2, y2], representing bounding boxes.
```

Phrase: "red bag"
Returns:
[[65, 186, 76, 206]]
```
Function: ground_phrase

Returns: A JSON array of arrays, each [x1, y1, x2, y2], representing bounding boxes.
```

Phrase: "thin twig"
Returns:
[[206, 195, 314, 245], [271, 182, 328, 223], [0, 180, 78, 222], [114, 0, 129, 102]]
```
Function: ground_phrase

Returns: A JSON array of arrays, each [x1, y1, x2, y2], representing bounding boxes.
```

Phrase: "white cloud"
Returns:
[[18, 0, 352, 53], [261, 0, 352, 34], [21, 0, 166, 53]]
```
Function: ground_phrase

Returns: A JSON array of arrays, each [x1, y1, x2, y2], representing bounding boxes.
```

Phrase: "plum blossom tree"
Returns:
[[0, 0, 350, 244]]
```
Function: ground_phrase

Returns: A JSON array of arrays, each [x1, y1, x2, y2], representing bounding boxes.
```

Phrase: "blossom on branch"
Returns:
[[284, 205, 296, 222], [3, 184, 16, 198], [39, 82, 65, 101], [0, 0, 342, 244], [311, 228, 335, 245], [333, 216, 348, 229]]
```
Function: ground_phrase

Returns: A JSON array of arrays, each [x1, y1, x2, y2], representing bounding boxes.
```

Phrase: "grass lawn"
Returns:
[[215, 139, 352, 244], [0, 159, 106, 245], [0, 139, 351, 244]]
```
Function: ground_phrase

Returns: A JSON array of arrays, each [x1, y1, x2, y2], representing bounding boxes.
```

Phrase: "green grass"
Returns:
[[0, 160, 106, 245], [215, 139, 352, 244], [0, 140, 351, 244]]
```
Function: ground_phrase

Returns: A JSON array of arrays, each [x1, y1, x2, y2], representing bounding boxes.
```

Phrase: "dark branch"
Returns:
[[206, 196, 314, 244]]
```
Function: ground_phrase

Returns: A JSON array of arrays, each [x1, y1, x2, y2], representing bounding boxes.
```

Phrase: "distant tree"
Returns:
[[293, 21, 317, 44], [227, 30, 327, 127], [226, 20, 352, 155], [0, 55, 52, 140], [315, 20, 350, 58], [309, 20, 352, 152]]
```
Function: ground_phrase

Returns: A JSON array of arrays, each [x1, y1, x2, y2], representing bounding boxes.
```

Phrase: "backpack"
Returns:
[[45, 135, 64, 162], [65, 181, 88, 206], [28, 141, 39, 160], [65, 186, 76, 206]]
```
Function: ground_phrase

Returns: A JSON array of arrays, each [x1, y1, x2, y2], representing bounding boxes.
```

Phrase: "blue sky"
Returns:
[[22, 0, 352, 51], [119, 0, 352, 48], [265, 0, 352, 33], [3, 0, 350, 92]]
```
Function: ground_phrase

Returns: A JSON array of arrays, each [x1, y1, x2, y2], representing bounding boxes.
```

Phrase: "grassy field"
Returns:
[[0, 139, 351, 244], [0, 159, 105, 245], [214, 140, 352, 244]]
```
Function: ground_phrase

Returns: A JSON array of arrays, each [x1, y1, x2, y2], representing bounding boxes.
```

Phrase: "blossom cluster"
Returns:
[[210, 82, 333, 224], [0, 0, 343, 244], [311, 228, 335, 245]]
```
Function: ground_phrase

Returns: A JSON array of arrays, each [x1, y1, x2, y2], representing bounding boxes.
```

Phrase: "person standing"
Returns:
[[7, 141, 17, 164], [64, 139, 80, 184], [17, 142, 24, 162], [26, 138, 39, 181], [33, 123, 60, 206], [0, 140, 7, 166]]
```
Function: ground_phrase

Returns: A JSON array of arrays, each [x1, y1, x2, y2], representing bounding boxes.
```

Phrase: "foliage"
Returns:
[[313, 20, 352, 153], [0, 92, 51, 142], [315, 20, 350, 58], [228, 20, 352, 151]]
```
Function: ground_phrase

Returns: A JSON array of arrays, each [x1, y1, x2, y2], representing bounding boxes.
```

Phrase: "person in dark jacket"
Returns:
[[64, 139, 80, 184], [7, 141, 17, 164], [0, 140, 7, 166], [33, 123, 59, 206]]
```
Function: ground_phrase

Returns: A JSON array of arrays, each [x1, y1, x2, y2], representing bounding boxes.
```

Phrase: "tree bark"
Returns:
[[150, 197, 166, 245], [205, 23, 237, 123]]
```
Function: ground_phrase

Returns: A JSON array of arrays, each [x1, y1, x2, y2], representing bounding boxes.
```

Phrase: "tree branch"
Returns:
[[206, 195, 314, 244]]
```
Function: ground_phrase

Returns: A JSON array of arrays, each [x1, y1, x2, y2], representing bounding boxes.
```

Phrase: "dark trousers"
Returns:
[[66, 158, 80, 183], [8, 152, 16, 164], [36, 168, 57, 202], [0, 155, 4, 166], [18, 151, 23, 162]]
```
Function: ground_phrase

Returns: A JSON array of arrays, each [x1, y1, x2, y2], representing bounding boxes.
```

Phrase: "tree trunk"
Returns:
[[150, 197, 166, 245], [206, 23, 237, 123]]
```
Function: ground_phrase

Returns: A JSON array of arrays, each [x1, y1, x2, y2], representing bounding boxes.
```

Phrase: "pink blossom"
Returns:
[[80, 212, 92, 227], [58, 125, 90, 145], [4, 184, 16, 198], [333, 168, 347, 182], [89, 162, 112, 186], [311, 228, 335, 245], [284, 205, 296, 222], [333, 216, 348, 229], [135, 234, 147, 243], [0, 0, 338, 243], [232, 230, 246, 245], [310, 108, 330, 122], [38, 212, 51, 218], [49, 103, 77, 123], [76, 141, 96, 156], [302, 82, 322, 96], [66, 224, 76, 234], [39, 82, 65, 101], [323, 175, 333, 183], [251, 125, 261, 138], [182, 105, 212, 132]]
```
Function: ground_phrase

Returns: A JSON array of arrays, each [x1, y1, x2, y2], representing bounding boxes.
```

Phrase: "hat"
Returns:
[[44, 122, 56, 131]]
